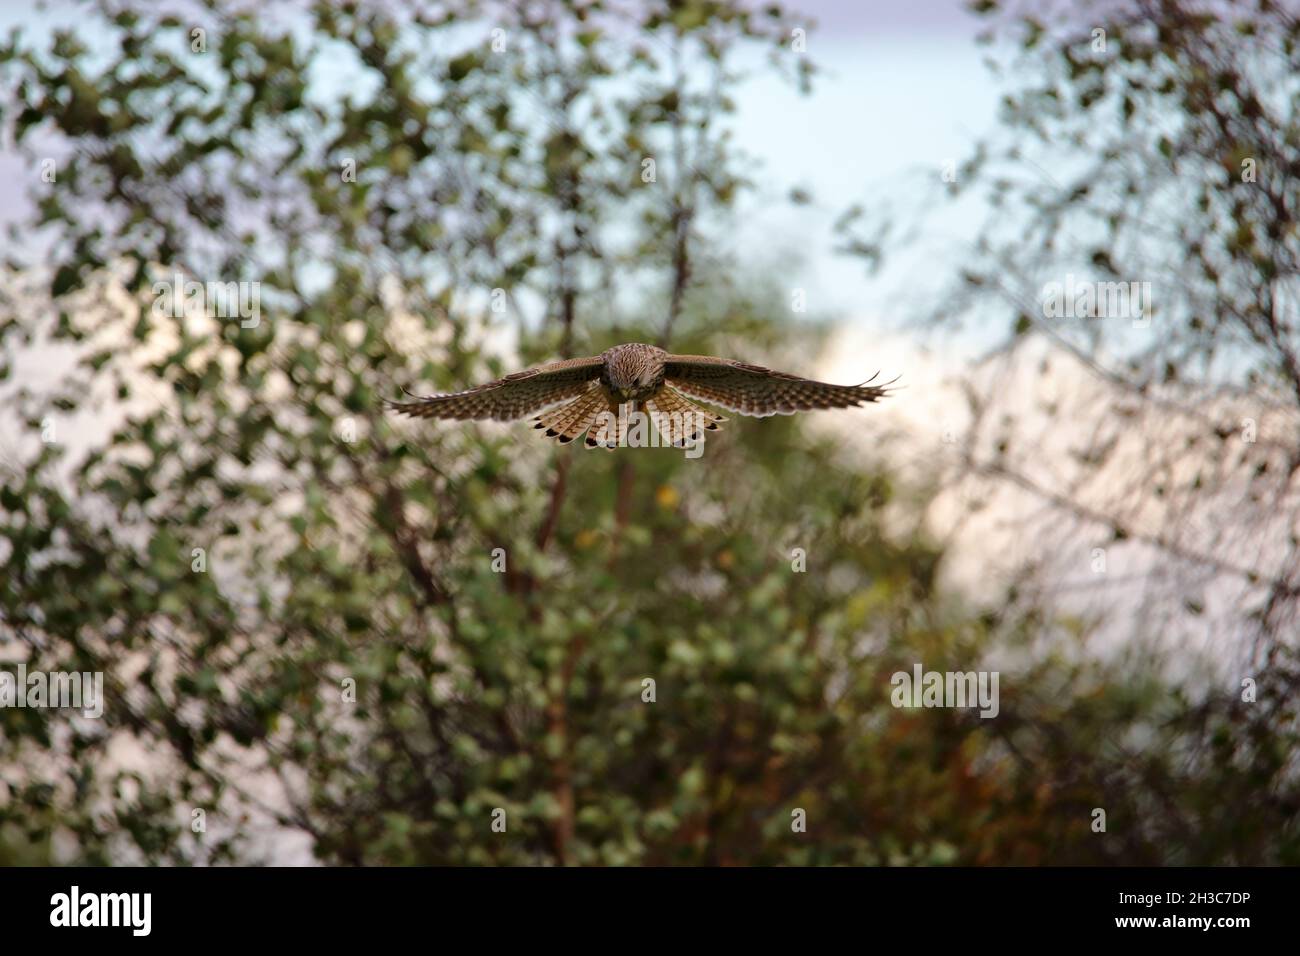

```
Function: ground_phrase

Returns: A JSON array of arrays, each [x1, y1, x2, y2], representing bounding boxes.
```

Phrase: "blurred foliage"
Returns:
[[954, 0, 1300, 394], [0, 0, 1296, 865], [927, 0, 1300, 635]]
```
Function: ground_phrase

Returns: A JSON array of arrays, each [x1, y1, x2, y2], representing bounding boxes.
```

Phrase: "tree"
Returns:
[[839, 0, 1300, 862], [931, 0, 1300, 650], [1, 0, 1297, 866]]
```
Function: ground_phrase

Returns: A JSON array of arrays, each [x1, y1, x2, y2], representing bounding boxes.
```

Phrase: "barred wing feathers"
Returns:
[[664, 354, 892, 417], [384, 356, 604, 421]]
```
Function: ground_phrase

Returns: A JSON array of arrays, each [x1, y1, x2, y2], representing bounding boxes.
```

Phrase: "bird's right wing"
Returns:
[[384, 356, 604, 421]]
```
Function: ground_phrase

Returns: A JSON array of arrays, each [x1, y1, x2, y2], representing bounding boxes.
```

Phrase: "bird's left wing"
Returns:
[[384, 355, 604, 421], [664, 354, 893, 417]]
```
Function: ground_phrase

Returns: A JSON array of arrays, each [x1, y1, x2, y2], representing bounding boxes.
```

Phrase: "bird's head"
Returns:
[[605, 344, 663, 397]]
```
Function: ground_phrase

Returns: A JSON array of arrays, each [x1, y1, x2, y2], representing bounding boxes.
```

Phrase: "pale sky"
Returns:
[[728, 0, 996, 320]]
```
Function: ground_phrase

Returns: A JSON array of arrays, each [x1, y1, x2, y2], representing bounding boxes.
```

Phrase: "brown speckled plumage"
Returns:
[[384, 342, 893, 447]]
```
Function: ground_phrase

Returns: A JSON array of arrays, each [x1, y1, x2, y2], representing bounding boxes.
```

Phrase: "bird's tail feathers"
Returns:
[[532, 383, 606, 445], [532, 386, 726, 450], [645, 387, 726, 447], [586, 399, 630, 450]]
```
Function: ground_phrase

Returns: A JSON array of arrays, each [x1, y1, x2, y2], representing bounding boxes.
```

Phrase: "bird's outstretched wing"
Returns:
[[384, 356, 604, 421], [664, 354, 894, 417]]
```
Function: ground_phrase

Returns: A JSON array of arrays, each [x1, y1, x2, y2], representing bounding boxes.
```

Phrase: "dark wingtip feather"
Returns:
[[382, 383, 431, 415], [381, 398, 415, 416]]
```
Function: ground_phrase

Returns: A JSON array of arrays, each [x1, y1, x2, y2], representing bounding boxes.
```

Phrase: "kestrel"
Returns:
[[383, 342, 893, 449]]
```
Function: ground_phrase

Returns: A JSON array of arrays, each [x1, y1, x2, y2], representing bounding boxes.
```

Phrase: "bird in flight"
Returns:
[[384, 342, 893, 449]]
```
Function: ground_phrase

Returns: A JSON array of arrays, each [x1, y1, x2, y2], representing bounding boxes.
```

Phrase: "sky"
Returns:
[[724, 0, 1001, 440], [733, 22, 997, 307]]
